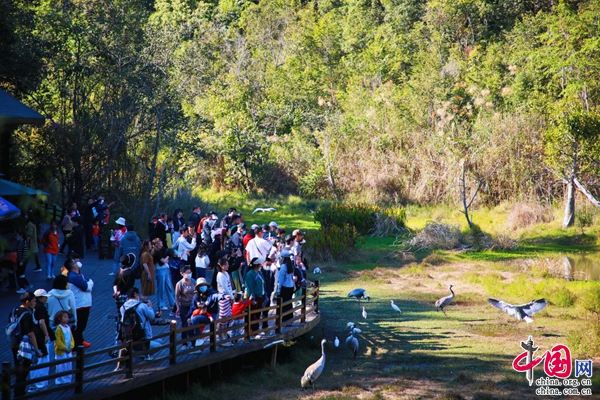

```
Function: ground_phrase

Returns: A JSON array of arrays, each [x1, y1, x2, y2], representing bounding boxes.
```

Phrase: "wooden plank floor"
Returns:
[[0, 242, 320, 399]]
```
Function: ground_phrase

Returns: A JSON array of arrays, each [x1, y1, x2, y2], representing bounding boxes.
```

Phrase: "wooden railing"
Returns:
[[2, 283, 319, 399]]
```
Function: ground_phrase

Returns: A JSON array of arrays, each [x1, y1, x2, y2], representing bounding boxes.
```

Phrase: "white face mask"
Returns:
[[185, 273, 192, 280], [75, 261, 82, 269]]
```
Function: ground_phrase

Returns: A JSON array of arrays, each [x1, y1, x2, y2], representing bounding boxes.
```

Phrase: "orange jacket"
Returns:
[[42, 229, 60, 254]]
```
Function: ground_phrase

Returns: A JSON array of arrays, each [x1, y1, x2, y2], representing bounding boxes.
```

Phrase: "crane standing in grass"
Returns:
[[301, 339, 327, 392], [435, 285, 455, 316], [346, 326, 359, 358]]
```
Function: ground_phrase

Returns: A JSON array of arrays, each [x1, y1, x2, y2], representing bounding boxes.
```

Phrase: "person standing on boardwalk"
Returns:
[[29, 289, 53, 392], [140, 239, 155, 299], [111, 217, 127, 275], [67, 216, 85, 258], [65, 257, 93, 348], [47, 275, 77, 332], [216, 256, 235, 346], [25, 211, 42, 272], [9, 292, 41, 397], [15, 230, 32, 294], [41, 220, 60, 280], [113, 223, 141, 277], [175, 266, 195, 349], [244, 257, 266, 337]]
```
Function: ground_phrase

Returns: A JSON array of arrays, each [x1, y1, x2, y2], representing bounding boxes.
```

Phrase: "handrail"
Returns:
[[1, 280, 320, 400]]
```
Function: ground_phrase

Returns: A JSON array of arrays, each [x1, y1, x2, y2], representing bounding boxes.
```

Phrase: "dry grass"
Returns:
[[406, 221, 464, 250], [505, 202, 551, 231]]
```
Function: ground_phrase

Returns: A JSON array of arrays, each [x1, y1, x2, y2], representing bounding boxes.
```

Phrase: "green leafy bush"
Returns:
[[304, 223, 360, 261], [568, 321, 600, 357], [314, 203, 406, 236]]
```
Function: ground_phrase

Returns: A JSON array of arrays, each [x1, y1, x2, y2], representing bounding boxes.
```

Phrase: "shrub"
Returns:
[[407, 221, 464, 250], [506, 202, 550, 231], [568, 320, 600, 357], [304, 223, 360, 261], [579, 287, 600, 320], [314, 203, 406, 236]]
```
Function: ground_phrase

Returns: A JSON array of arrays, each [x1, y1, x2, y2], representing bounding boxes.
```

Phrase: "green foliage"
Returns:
[[314, 203, 405, 236], [578, 286, 600, 318], [304, 223, 360, 261], [568, 321, 600, 357]]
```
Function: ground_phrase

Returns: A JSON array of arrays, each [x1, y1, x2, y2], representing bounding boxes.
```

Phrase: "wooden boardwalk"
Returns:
[[0, 251, 320, 400]]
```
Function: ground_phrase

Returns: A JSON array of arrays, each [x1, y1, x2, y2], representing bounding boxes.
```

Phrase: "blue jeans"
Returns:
[[45, 252, 57, 277], [155, 267, 174, 309]]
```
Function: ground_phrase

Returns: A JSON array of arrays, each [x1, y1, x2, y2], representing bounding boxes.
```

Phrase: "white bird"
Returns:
[[301, 338, 327, 391], [334, 337, 339, 347], [435, 285, 455, 316], [487, 298, 548, 323], [362, 306, 367, 320], [391, 300, 402, 313], [252, 207, 277, 214], [313, 267, 322, 274], [346, 327, 359, 358]]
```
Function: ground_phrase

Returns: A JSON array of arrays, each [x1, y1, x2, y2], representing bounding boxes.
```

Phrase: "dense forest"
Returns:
[[2, 0, 600, 225]]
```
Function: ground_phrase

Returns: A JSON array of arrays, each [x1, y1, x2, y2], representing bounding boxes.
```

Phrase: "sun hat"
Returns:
[[33, 289, 51, 298], [115, 217, 126, 226]]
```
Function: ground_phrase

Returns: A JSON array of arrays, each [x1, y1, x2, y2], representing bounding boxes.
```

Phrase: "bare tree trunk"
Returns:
[[562, 172, 575, 228], [574, 177, 600, 207], [139, 107, 162, 229]]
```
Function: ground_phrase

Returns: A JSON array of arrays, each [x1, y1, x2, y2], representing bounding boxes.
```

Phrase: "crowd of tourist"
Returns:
[[4, 199, 311, 395]]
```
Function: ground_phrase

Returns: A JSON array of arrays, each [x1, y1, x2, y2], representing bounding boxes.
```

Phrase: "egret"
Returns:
[[301, 339, 327, 391], [346, 327, 359, 358], [362, 306, 367, 320], [487, 298, 548, 323], [347, 288, 371, 303], [346, 322, 362, 333], [334, 337, 339, 347], [252, 207, 277, 214], [391, 300, 402, 313], [435, 285, 455, 316]]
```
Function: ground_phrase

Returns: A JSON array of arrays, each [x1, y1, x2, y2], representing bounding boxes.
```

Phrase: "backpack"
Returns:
[[197, 217, 208, 234], [6, 308, 29, 348], [120, 303, 145, 341]]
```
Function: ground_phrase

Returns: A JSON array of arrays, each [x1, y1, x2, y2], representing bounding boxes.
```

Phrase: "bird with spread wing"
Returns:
[[487, 298, 548, 323]]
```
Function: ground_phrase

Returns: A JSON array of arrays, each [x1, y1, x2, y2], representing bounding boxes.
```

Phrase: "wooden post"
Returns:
[[210, 320, 217, 353], [275, 297, 282, 334], [270, 345, 278, 369], [169, 320, 177, 365], [75, 346, 85, 394], [301, 287, 307, 323], [314, 280, 320, 313], [244, 309, 251, 342], [125, 341, 133, 379], [2, 362, 11, 400]]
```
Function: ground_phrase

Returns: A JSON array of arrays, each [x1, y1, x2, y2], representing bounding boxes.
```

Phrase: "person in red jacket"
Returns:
[[41, 220, 60, 280], [231, 292, 253, 342]]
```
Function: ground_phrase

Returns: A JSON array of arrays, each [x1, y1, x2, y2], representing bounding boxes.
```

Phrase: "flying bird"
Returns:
[[347, 288, 371, 302], [301, 338, 327, 391], [334, 337, 339, 347], [435, 285, 455, 316], [313, 267, 322, 274], [487, 298, 548, 323], [346, 327, 359, 358], [391, 300, 402, 313], [252, 207, 277, 214], [362, 306, 367, 320]]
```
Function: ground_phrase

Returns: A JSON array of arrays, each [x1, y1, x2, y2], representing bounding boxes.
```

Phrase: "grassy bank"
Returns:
[[156, 199, 600, 399]]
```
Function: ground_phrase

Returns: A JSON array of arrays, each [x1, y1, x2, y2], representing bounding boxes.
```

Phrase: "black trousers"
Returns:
[[11, 348, 31, 397], [280, 286, 295, 322], [74, 307, 91, 346]]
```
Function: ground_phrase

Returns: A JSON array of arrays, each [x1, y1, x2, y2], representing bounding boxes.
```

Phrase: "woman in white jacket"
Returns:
[[46, 275, 77, 331]]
